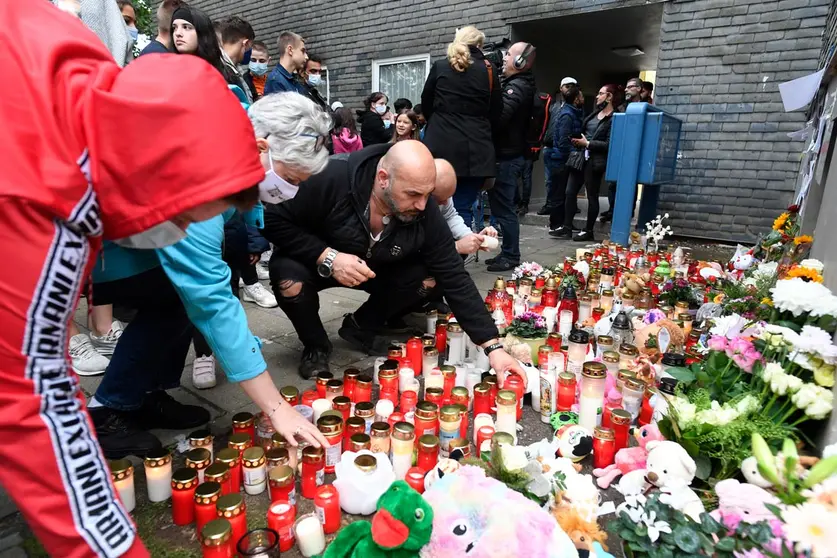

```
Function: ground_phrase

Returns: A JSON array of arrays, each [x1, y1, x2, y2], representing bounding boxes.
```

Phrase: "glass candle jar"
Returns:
[[205, 463, 233, 496], [578, 295, 593, 324], [483, 375, 499, 408], [300, 446, 324, 499], [341, 368, 360, 401], [547, 332, 563, 352], [344, 417, 366, 452], [406, 336, 423, 377], [269, 435, 298, 472], [426, 309, 438, 335], [215, 493, 246, 551], [268, 502, 296, 552], [268, 464, 296, 507], [353, 374, 373, 403], [424, 386, 444, 407], [417, 434, 439, 472], [495, 390, 517, 439], [622, 378, 646, 423], [446, 323, 465, 365], [618, 343, 639, 370], [422, 347, 440, 377], [378, 362, 399, 394], [325, 379, 344, 402], [454, 403, 468, 440], [400, 390, 418, 415], [294, 513, 326, 557], [390, 422, 416, 480], [567, 329, 589, 377], [255, 413, 276, 449], [611, 409, 632, 451], [232, 412, 255, 442], [200, 518, 233, 558], [674, 301, 690, 316], [476, 425, 495, 457], [439, 365, 456, 400], [370, 421, 391, 454], [109, 458, 135, 513], [311, 399, 333, 424], [578, 362, 607, 432], [449, 438, 470, 460], [602, 351, 620, 376], [600, 289, 614, 314], [593, 427, 616, 469], [266, 448, 290, 476], [186, 448, 212, 484], [616, 369, 636, 393], [348, 433, 371, 452], [472, 383, 491, 416], [315, 371, 333, 398], [316, 415, 343, 474], [228, 432, 253, 454], [596, 335, 614, 359], [354, 401, 375, 433], [388, 411, 406, 428], [332, 396, 351, 422], [600, 267, 615, 290], [301, 390, 319, 408], [504, 373, 525, 421], [491, 431, 515, 455], [438, 405, 461, 457], [450, 386, 469, 410], [241, 447, 267, 496], [414, 401, 439, 438], [557, 372, 576, 411], [435, 318, 449, 353], [189, 429, 215, 462], [171, 468, 198, 526], [375, 399, 395, 423], [280, 385, 300, 407], [661, 352, 687, 379], [144, 448, 172, 503], [215, 448, 242, 495], [314, 484, 341, 534], [398, 364, 415, 393], [237, 528, 280, 558], [195, 481, 222, 534]]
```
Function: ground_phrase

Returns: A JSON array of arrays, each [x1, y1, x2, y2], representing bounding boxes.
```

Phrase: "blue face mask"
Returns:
[[128, 26, 139, 41], [242, 48, 252, 65], [249, 61, 269, 76]]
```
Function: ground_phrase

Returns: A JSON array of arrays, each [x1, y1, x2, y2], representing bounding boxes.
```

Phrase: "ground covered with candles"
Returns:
[[8, 220, 836, 558]]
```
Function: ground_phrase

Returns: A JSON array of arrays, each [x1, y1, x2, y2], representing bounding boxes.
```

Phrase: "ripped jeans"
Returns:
[[269, 255, 431, 351]]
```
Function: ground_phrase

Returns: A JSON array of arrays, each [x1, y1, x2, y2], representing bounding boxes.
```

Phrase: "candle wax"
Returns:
[[295, 515, 326, 557], [145, 463, 172, 503]]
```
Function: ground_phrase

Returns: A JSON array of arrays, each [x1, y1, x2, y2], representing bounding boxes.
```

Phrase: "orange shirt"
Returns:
[[252, 74, 266, 96]]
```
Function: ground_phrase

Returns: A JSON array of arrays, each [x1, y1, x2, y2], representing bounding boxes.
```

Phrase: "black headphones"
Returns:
[[513, 43, 536, 70]]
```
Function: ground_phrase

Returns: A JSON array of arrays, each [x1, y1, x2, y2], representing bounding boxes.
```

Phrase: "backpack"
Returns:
[[525, 92, 553, 160]]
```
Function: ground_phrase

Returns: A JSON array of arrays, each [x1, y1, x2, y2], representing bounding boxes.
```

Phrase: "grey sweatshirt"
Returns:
[[440, 198, 472, 241]]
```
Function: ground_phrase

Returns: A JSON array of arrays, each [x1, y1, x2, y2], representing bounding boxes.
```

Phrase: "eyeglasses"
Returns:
[[300, 133, 326, 152]]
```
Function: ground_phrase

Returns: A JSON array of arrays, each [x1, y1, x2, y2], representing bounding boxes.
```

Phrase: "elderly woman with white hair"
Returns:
[[89, 92, 332, 458]]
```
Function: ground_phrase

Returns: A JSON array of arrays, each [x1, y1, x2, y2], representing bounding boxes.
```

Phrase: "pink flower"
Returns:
[[733, 352, 758, 373], [708, 335, 728, 352], [726, 337, 753, 358], [720, 511, 743, 531], [734, 550, 766, 558]]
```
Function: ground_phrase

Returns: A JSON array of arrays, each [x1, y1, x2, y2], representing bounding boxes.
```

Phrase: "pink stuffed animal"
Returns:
[[592, 423, 664, 488], [710, 479, 779, 530]]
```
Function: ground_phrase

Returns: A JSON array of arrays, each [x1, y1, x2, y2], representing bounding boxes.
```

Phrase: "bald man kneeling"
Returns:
[[433, 159, 498, 255], [261, 141, 527, 386]]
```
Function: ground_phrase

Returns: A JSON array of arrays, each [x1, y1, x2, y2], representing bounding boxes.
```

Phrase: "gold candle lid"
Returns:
[[379, 366, 398, 380], [231, 412, 254, 427], [268, 464, 294, 487], [354, 402, 374, 417], [204, 462, 230, 483], [440, 405, 460, 421], [326, 379, 343, 393], [558, 372, 576, 385], [185, 448, 211, 468], [449, 438, 470, 453], [538, 344, 553, 355], [370, 421, 391, 437], [617, 369, 635, 383], [266, 448, 290, 467], [473, 382, 489, 395], [354, 454, 377, 473], [189, 429, 213, 446], [271, 433, 289, 450], [439, 365, 456, 377], [611, 409, 632, 426], [320, 409, 343, 422], [602, 351, 620, 364], [423, 346, 439, 357], [201, 518, 232, 547], [194, 481, 222, 504], [343, 368, 361, 380], [316, 371, 334, 383], [491, 431, 515, 447], [425, 387, 444, 398], [446, 322, 463, 333], [415, 401, 439, 419], [422, 335, 436, 347], [602, 289, 614, 296], [675, 300, 689, 309], [483, 375, 498, 387], [530, 288, 542, 298], [346, 416, 366, 431], [450, 386, 469, 400], [597, 335, 614, 345], [171, 467, 198, 489], [355, 374, 373, 387], [109, 459, 133, 481], [317, 414, 343, 435], [581, 361, 607, 380], [332, 396, 351, 409], [144, 448, 171, 468], [496, 390, 516, 405], [493, 277, 507, 290], [241, 446, 266, 467], [594, 426, 615, 440], [349, 433, 371, 451], [419, 434, 439, 450], [302, 445, 324, 463], [426, 307, 439, 316], [216, 493, 245, 516], [624, 378, 647, 393], [622, 292, 636, 300], [280, 385, 300, 402], [392, 422, 415, 441], [228, 433, 252, 451], [619, 343, 639, 356]]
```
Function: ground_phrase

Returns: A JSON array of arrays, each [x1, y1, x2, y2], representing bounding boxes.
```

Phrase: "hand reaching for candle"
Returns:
[[272, 403, 329, 448], [489, 348, 528, 391]]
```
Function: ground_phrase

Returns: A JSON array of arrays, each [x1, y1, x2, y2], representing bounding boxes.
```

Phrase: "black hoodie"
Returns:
[[494, 71, 536, 158], [262, 144, 499, 344], [357, 109, 392, 147]]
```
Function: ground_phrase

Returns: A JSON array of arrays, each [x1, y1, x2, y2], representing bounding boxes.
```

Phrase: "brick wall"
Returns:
[[193, 0, 830, 242]]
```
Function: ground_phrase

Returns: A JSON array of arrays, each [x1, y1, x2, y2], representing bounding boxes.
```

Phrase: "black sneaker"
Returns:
[[537, 205, 554, 216], [299, 346, 331, 379], [136, 391, 210, 430], [338, 314, 391, 356], [517, 204, 529, 216], [549, 226, 572, 239], [484, 256, 499, 266], [486, 257, 520, 272], [90, 407, 163, 459], [599, 211, 613, 223], [573, 230, 595, 242]]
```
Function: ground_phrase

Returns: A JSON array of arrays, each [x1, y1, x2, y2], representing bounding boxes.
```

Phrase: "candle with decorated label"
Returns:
[[200, 518, 233, 558], [390, 422, 415, 480], [215, 448, 242, 493], [370, 421, 391, 454], [231, 412, 255, 442], [317, 415, 343, 474], [241, 447, 267, 495], [438, 405, 461, 458], [314, 485, 341, 534], [354, 402, 375, 433], [109, 459, 135, 512], [205, 463, 233, 496], [539, 362, 556, 424], [578, 362, 607, 432], [495, 390, 517, 439], [413, 401, 439, 438], [185, 448, 211, 484], [194, 481, 222, 534], [267, 502, 296, 552], [215, 493, 246, 551], [144, 449, 172, 502], [300, 446, 324, 499], [171, 468, 198, 525], [295, 513, 326, 557]]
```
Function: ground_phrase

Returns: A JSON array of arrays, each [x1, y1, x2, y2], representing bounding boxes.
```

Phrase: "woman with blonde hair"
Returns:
[[421, 25, 501, 233]]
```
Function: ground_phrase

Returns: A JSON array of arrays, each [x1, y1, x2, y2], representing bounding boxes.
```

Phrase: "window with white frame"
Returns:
[[371, 54, 431, 108]]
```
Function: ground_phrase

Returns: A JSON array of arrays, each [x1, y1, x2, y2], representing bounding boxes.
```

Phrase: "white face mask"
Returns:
[[259, 150, 300, 204], [375, 105, 387, 114], [307, 74, 322, 87], [113, 221, 188, 249]]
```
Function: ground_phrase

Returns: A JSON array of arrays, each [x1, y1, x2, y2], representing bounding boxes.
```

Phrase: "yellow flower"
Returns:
[[787, 266, 824, 283], [794, 235, 814, 245], [813, 362, 835, 388], [761, 297, 773, 306], [713, 293, 725, 304], [773, 212, 790, 231]]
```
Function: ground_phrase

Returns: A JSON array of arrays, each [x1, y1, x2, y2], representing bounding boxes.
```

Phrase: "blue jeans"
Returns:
[[488, 156, 523, 262], [542, 148, 561, 208], [515, 159, 534, 206], [452, 176, 485, 232], [93, 266, 193, 410]]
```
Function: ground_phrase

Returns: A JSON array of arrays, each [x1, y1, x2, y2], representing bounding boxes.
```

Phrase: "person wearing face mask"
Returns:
[[247, 40, 271, 97], [218, 15, 256, 103], [117, 0, 139, 47], [358, 91, 393, 147], [264, 30, 308, 95], [0, 0, 268, 554], [88, 93, 331, 460], [299, 54, 329, 110]]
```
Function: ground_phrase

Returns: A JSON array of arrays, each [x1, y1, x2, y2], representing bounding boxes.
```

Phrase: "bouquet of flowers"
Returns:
[[658, 277, 701, 308], [505, 312, 548, 339], [769, 278, 837, 333], [511, 261, 544, 281]]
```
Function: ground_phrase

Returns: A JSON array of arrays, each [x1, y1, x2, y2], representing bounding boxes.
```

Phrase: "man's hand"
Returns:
[[479, 226, 498, 238], [488, 348, 528, 391], [332, 253, 376, 287], [271, 403, 329, 448], [455, 234, 485, 255], [249, 253, 261, 265]]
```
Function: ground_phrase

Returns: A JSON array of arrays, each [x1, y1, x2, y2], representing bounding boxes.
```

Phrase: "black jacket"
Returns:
[[261, 144, 499, 344], [494, 71, 536, 159], [357, 110, 392, 147], [581, 109, 615, 173], [301, 82, 329, 111], [421, 48, 502, 178]]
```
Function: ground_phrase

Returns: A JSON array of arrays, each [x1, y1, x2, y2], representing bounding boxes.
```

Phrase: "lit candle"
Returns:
[[267, 502, 296, 552], [294, 513, 326, 557], [390, 422, 416, 480], [578, 362, 607, 432], [109, 459, 135, 513], [424, 367, 444, 391], [472, 413, 494, 445], [558, 309, 573, 337], [398, 366, 414, 393], [311, 399, 333, 423], [144, 448, 172, 503]]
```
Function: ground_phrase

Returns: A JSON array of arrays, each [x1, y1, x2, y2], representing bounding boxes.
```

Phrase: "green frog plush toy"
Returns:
[[321, 481, 433, 558]]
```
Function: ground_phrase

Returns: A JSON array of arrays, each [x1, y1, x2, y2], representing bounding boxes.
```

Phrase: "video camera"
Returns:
[[482, 38, 511, 70]]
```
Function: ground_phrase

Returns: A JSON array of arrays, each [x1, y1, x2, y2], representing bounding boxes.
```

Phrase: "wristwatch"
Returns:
[[483, 342, 504, 357], [317, 249, 338, 278]]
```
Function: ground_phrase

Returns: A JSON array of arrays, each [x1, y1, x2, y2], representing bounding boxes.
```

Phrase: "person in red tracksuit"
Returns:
[[0, 1, 266, 556]]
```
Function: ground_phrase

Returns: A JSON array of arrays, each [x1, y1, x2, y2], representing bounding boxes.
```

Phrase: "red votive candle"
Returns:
[[344, 417, 366, 452], [441, 366, 456, 400], [557, 372, 576, 411], [267, 502, 296, 552], [593, 427, 617, 469], [455, 404, 468, 440], [194, 482, 222, 535], [280, 385, 300, 406], [405, 467, 426, 494], [315, 371, 333, 398], [504, 373, 525, 421], [435, 320, 448, 353], [343, 368, 360, 401], [611, 409, 632, 452], [406, 337, 423, 377], [476, 425, 495, 457], [231, 412, 255, 442], [301, 390, 319, 407], [387, 411, 406, 428], [301, 446, 324, 499], [200, 519, 234, 558], [417, 435, 439, 473], [353, 375, 372, 404], [484, 375, 498, 412], [215, 448, 241, 494], [400, 390, 418, 414], [424, 387, 444, 407], [473, 383, 491, 416], [171, 468, 198, 526], [268, 464, 296, 508], [378, 363, 399, 393], [215, 494, 246, 550], [314, 485, 341, 534], [332, 396, 351, 422], [414, 402, 439, 438]]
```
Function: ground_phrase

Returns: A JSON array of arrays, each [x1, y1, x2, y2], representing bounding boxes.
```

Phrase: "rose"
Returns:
[[792, 384, 820, 410], [734, 347, 761, 373], [805, 398, 833, 420], [762, 362, 784, 382], [726, 336, 754, 359], [708, 335, 728, 352]]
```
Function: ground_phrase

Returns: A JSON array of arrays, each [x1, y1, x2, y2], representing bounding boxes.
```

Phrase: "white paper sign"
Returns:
[[779, 68, 825, 112]]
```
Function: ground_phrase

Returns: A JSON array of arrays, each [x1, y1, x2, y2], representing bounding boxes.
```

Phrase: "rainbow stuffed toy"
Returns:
[[419, 465, 579, 558]]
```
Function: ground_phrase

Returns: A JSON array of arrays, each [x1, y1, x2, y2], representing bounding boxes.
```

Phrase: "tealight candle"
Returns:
[[267, 502, 296, 552], [109, 459, 135, 513], [144, 448, 172, 502], [311, 399, 333, 423], [294, 513, 326, 557]]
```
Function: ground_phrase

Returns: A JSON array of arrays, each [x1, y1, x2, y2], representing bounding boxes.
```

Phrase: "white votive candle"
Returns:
[[312, 399, 332, 423], [372, 357, 386, 385], [472, 413, 494, 445], [425, 367, 444, 391], [144, 449, 172, 503], [294, 513, 326, 557], [109, 459, 136, 513], [375, 399, 394, 423], [399, 367, 414, 393]]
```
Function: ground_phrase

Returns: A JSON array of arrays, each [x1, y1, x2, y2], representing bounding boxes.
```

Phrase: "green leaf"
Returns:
[[764, 503, 784, 520], [666, 366, 696, 384], [699, 513, 723, 535], [715, 538, 736, 552], [803, 456, 837, 488], [672, 526, 701, 553], [747, 521, 773, 545], [635, 523, 649, 538], [706, 351, 731, 373], [775, 320, 801, 333], [619, 527, 638, 542], [695, 455, 713, 480]]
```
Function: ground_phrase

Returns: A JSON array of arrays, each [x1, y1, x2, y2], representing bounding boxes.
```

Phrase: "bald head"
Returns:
[[503, 42, 535, 76], [433, 159, 457, 204], [375, 140, 436, 222]]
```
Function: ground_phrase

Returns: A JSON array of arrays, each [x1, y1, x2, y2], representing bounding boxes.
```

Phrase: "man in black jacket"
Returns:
[[486, 42, 537, 272], [262, 141, 526, 384]]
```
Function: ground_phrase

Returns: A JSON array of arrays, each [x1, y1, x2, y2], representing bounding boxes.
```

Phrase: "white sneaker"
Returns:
[[256, 262, 270, 281], [241, 282, 278, 308], [69, 333, 110, 376], [259, 249, 272, 263], [192, 355, 217, 389], [90, 320, 125, 356]]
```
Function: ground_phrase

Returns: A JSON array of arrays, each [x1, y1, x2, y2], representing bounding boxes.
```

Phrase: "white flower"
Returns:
[[801, 476, 837, 500], [641, 510, 672, 543], [792, 383, 821, 410], [616, 493, 647, 523], [760, 324, 801, 347], [792, 351, 816, 372], [670, 397, 697, 427], [500, 445, 529, 471], [761, 361, 785, 382], [794, 326, 837, 363], [735, 395, 760, 415], [770, 279, 837, 318], [806, 398, 834, 420], [696, 400, 740, 426], [754, 261, 779, 278], [781, 503, 837, 557], [770, 372, 792, 396], [710, 313, 748, 339], [800, 259, 825, 273], [786, 375, 804, 393]]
